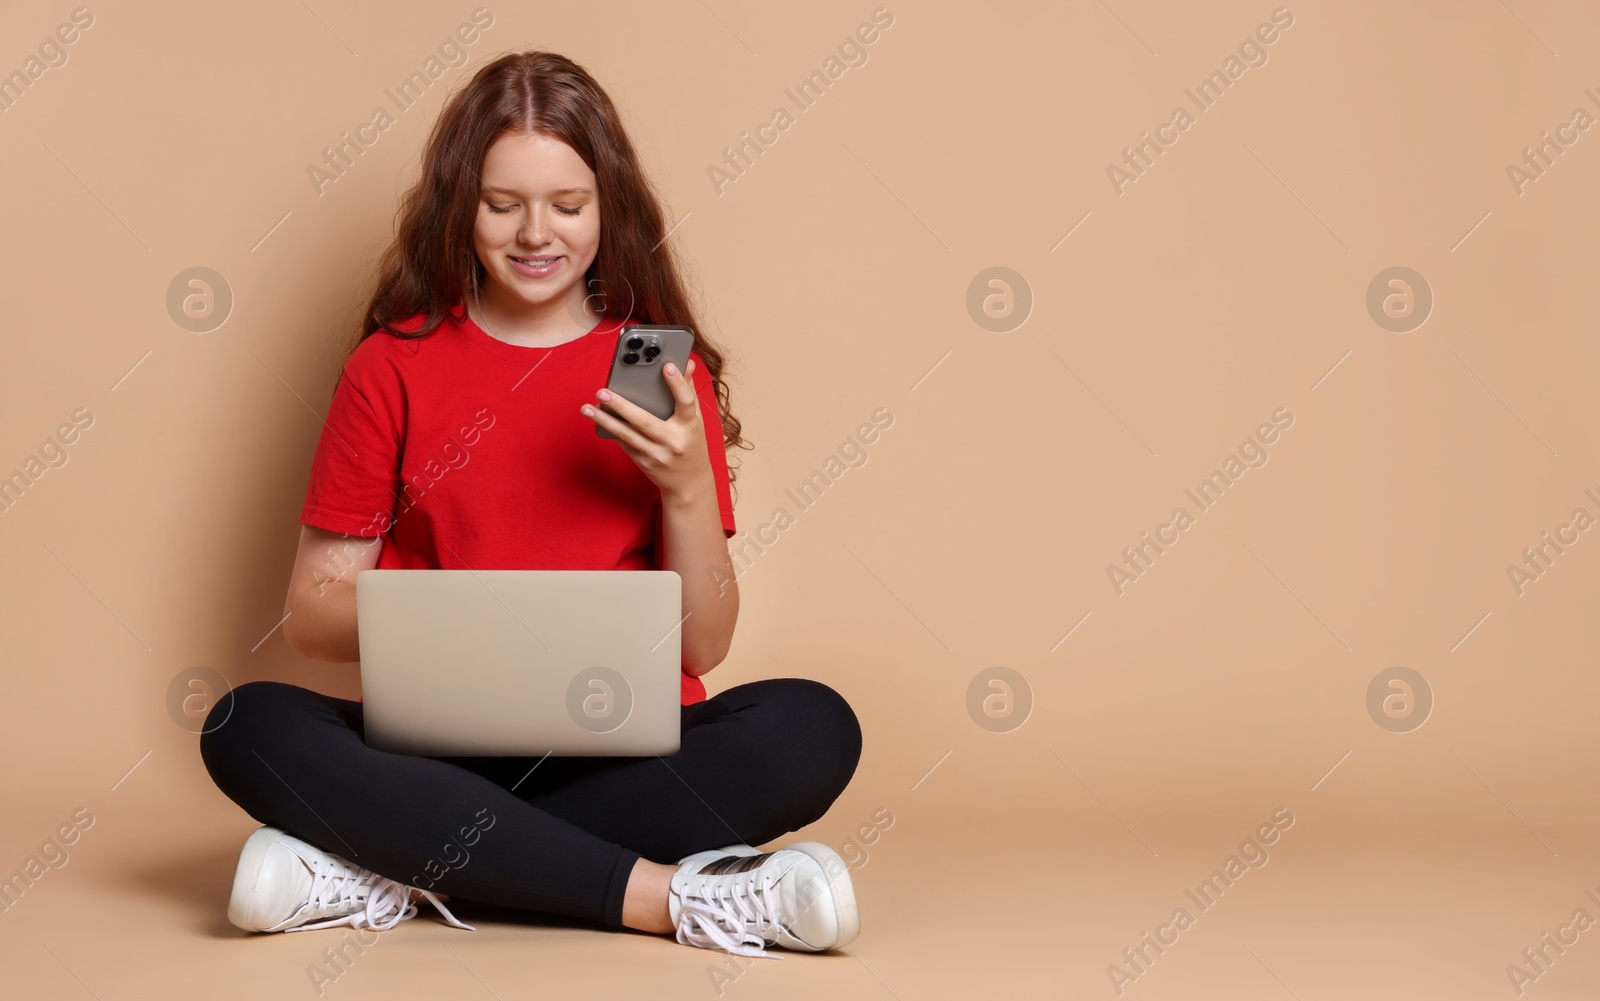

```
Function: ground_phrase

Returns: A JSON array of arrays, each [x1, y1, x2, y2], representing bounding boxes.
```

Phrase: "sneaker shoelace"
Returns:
[[675, 872, 788, 960], [286, 856, 475, 933]]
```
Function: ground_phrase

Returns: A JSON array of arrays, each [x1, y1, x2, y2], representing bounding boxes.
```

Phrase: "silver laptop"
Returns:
[[355, 570, 683, 757]]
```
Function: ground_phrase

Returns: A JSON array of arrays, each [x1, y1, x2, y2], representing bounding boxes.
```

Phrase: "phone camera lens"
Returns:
[[643, 346, 660, 360], [626, 335, 644, 350], [622, 352, 640, 365]]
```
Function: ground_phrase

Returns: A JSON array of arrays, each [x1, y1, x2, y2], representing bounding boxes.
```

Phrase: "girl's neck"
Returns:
[[469, 286, 601, 348]]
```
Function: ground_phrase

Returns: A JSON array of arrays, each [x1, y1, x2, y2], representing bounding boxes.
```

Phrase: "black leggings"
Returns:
[[199, 677, 862, 929]]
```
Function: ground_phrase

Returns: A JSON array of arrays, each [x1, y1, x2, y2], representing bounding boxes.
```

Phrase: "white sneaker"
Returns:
[[675, 842, 762, 869], [227, 827, 475, 933], [668, 842, 860, 958]]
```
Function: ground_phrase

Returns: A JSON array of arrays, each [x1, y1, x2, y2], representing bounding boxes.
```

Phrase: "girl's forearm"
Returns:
[[659, 483, 739, 676]]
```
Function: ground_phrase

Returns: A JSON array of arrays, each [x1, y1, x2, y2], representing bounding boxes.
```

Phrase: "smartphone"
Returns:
[[594, 324, 696, 439]]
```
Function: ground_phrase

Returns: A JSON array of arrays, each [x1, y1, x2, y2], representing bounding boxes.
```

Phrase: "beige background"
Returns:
[[1, 1, 1598, 998]]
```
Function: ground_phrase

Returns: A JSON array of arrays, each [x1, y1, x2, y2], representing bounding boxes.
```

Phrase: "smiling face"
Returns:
[[472, 130, 602, 337]]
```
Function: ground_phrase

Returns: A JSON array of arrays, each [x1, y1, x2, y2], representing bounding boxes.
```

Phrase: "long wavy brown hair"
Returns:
[[346, 50, 747, 485]]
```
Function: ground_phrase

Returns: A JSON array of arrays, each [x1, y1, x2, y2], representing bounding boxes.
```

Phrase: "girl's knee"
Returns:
[[198, 681, 312, 774], [771, 678, 862, 793], [809, 680, 861, 755]]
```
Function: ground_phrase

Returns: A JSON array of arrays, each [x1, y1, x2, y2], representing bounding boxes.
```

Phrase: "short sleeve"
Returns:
[[300, 340, 405, 538], [690, 350, 737, 538]]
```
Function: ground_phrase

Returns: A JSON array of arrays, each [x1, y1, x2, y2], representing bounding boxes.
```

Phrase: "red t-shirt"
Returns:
[[298, 302, 737, 705]]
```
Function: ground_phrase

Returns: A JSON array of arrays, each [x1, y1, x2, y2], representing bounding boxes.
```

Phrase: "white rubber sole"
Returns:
[[227, 826, 290, 932], [782, 841, 861, 950]]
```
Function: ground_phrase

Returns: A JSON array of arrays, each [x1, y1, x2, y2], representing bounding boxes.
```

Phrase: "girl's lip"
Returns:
[[508, 254, 563, 277]]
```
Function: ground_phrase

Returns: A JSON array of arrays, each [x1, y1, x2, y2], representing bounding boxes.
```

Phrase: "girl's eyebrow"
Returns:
[[482, 184, 593, 196]]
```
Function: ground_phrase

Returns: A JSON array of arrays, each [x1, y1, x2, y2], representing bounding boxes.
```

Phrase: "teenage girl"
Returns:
[[199, 50, 863, 960]]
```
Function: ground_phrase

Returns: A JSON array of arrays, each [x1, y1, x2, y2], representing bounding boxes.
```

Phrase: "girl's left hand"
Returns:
[[581, 358, 713, 502]]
